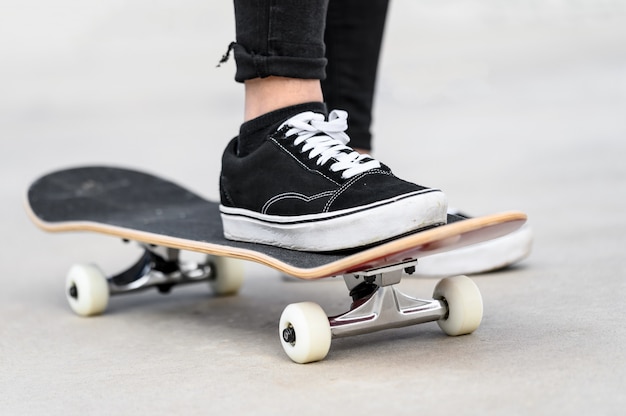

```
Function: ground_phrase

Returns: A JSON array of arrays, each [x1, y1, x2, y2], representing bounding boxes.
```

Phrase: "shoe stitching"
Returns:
[[270, 138, 341, 185], [323, 169, 393, 212], [261, 191, 335, 215]]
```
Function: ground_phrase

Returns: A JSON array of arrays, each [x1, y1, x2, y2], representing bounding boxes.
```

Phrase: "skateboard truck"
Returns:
[[328, 261, 448, 338], [281, 260, 447, 343], [65, 242, 245, 318], [106, 244, 214, 295], [279, 261, 484, 364]]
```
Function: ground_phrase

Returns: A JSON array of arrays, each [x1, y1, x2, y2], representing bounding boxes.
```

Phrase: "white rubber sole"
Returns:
[[414, 224, 533, 277], [221, 190, 447, 251]]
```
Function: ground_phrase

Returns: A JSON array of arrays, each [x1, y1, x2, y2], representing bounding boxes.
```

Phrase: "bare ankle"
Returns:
[[244, 76, 323, 121]]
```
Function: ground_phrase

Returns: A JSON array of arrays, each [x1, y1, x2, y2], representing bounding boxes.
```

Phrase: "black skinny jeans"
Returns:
[[232, 0, 389, 150]]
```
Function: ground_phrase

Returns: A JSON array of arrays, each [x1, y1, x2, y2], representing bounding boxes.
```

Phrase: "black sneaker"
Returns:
[[219, 103, 447, 251]]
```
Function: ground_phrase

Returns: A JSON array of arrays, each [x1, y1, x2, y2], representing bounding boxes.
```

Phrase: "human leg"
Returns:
[[322, 0, 390, 152], [220, 0, 447, 251], [244, 77, 322, 121], [232, 0, 328, 121]]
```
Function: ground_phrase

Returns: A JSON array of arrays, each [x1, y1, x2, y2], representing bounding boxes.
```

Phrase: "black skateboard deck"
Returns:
[[26, 166, 526, 278]]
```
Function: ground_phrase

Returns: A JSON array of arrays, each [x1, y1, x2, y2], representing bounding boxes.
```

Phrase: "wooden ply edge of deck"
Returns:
[[24, 198, 527, 280]]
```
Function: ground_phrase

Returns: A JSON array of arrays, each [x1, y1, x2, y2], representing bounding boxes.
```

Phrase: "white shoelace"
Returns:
[[278, 110, 382, 179]]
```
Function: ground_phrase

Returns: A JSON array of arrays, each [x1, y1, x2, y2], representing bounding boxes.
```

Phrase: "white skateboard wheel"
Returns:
[[279, 302, 332, 364], [433, 275, 483, 336], [207, 255, 245, 296], [66, 264, 110, 317]]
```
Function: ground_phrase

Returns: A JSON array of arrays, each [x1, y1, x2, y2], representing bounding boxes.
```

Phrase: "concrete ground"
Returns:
[[2, 1, 625, 414]]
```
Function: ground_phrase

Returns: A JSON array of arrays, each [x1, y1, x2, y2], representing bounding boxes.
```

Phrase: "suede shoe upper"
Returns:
[[220, 106, 435, 218]]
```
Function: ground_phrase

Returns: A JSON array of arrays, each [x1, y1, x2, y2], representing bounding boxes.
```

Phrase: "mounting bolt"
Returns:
[[68, 284, 78, 299], [282, 326, 296, 344], [404, 266, 416, 275]]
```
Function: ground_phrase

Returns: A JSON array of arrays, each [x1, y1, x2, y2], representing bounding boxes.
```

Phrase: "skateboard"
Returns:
[[26, 166, 526, 363]]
